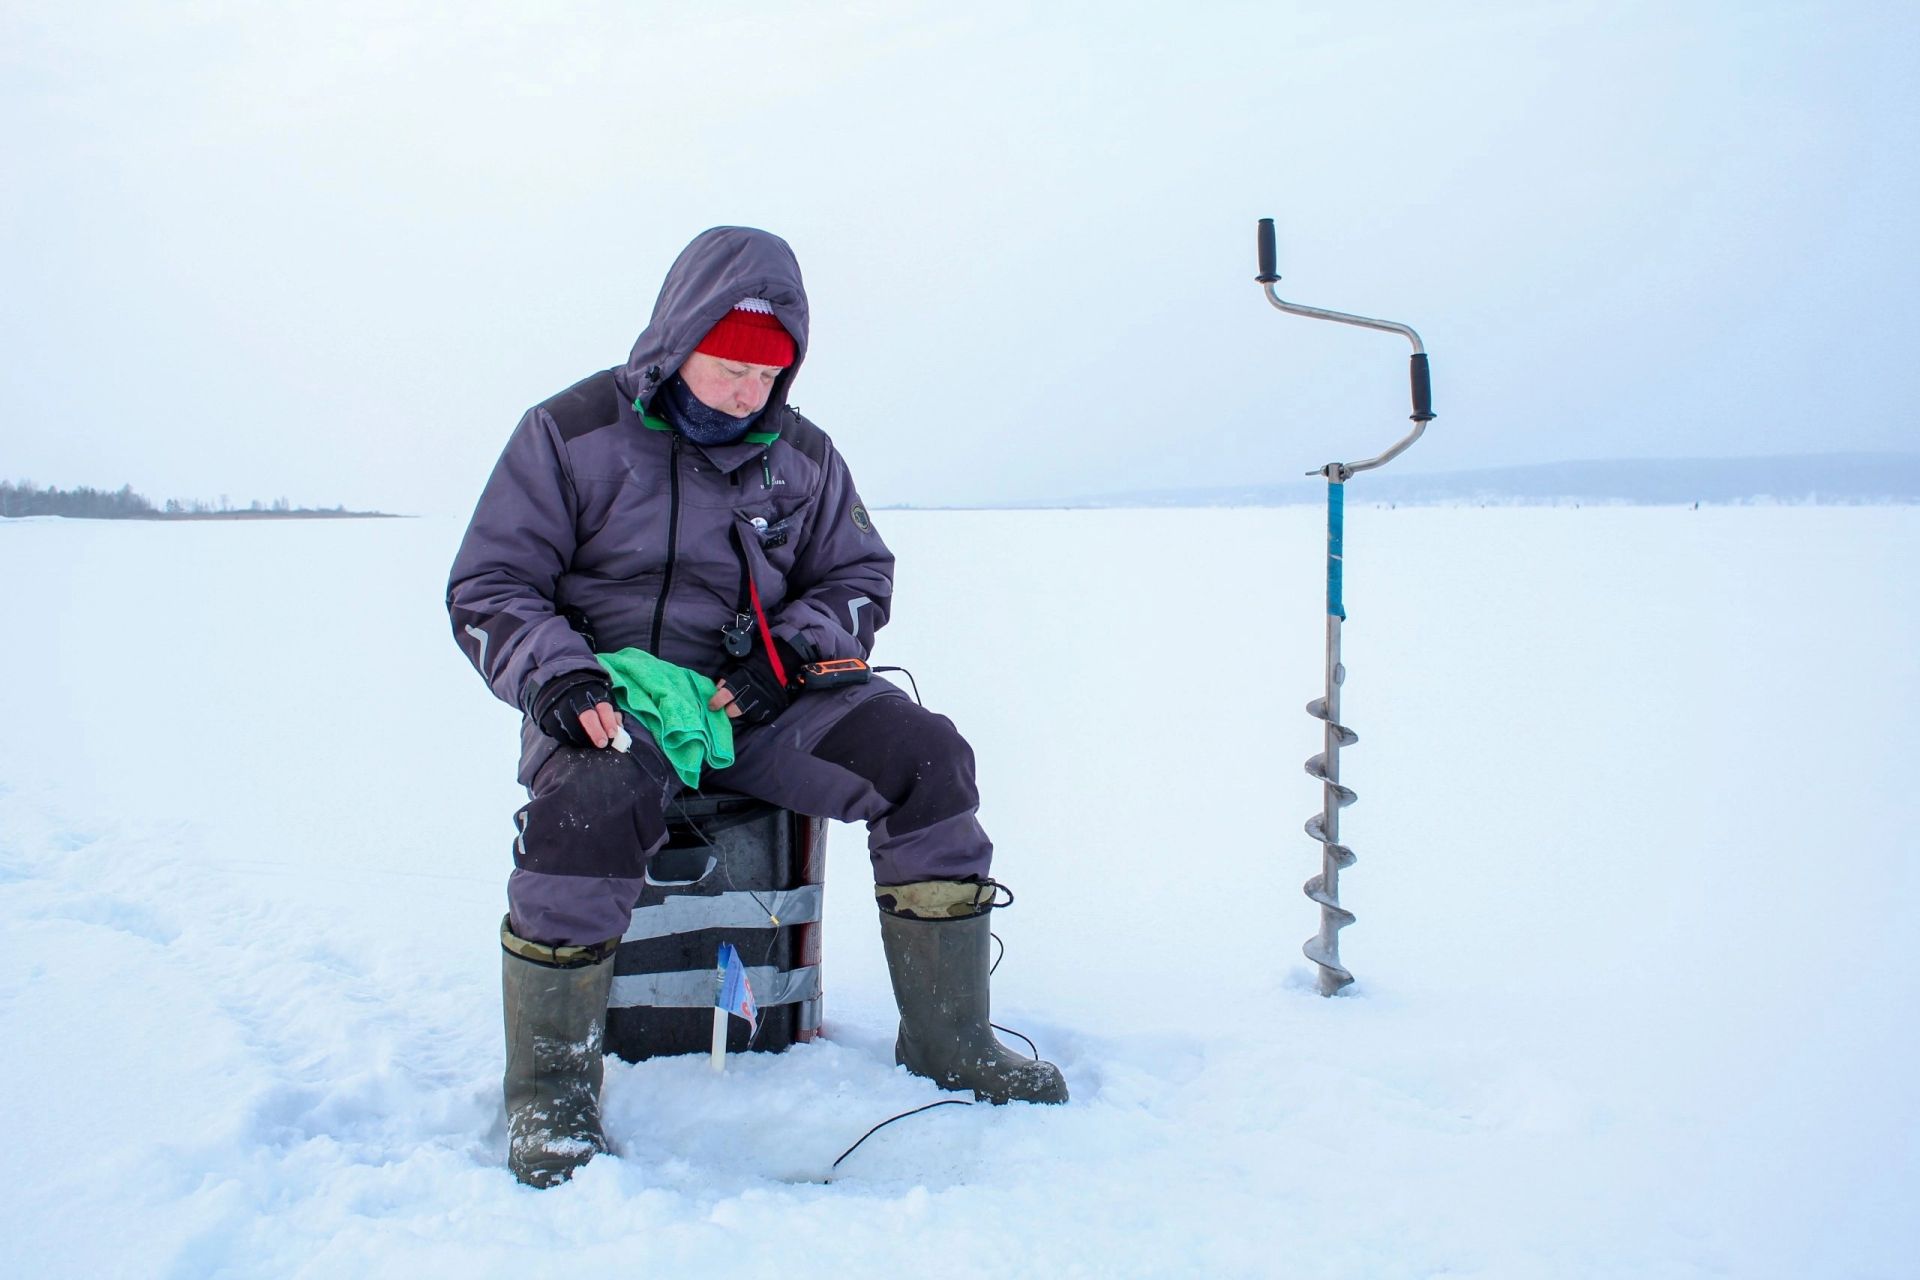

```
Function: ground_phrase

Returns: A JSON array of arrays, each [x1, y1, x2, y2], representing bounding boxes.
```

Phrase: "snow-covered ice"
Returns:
[[1, 506, 1914, 1278]]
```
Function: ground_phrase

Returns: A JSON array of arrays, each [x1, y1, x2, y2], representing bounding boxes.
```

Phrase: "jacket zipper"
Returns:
[[649, 432, 682, 654]]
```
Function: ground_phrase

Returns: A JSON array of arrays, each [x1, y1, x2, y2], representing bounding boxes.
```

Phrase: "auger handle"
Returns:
[[1256, 218, 1279, 284], [1410, 352, 1433, 423], [1254, 215, 1434, 470]]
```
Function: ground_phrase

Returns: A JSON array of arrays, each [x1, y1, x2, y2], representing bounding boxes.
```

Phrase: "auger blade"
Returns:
[[1302, 937, 1354, 994], [1303, 756, 1358, 807], [1305, 699, 1359, 745]]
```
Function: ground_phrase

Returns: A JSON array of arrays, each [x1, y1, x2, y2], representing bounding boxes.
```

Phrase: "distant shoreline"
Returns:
[[133, 510, 405, 521], [892, 451, 1920, 511], [1, 479, 403, 521], [879, 495, 1920, 512], [2, 510, 407, 522]]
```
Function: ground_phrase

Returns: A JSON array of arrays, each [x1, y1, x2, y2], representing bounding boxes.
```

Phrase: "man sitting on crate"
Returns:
[[448, 226, 1067, 1188]]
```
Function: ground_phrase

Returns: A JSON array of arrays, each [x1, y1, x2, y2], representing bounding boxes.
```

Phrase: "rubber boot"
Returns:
[[876, 881, 1068, 1105], [500, 917, 618, 1188]]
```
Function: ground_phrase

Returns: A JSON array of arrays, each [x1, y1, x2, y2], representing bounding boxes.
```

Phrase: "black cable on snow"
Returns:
[[828, 1099, 973, 1175]]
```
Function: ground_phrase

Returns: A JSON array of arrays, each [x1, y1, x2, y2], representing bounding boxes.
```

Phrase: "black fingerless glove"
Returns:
[[529, 670, 615, 747], [717, 638, 808, 727]]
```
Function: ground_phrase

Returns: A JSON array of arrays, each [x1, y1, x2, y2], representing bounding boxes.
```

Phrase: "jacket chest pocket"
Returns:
[[733, 507, 803, 601]]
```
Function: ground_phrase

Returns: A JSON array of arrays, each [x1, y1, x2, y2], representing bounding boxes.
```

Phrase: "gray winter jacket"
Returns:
[[447, 227, 894, 751]]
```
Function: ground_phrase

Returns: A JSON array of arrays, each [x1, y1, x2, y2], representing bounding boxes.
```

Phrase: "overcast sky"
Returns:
[[3, 1, 1914, 513]]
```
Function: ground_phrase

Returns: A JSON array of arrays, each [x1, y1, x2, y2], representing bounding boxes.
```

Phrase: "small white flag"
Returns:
[[716, 941, 758, 1033], [710, 942, 757, 1072]]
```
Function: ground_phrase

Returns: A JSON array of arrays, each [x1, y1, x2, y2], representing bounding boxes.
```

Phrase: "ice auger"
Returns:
[[1254, 218, 1434, 996]]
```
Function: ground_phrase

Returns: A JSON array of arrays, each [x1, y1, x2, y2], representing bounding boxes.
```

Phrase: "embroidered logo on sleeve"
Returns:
[[850, 504, 873, 534]]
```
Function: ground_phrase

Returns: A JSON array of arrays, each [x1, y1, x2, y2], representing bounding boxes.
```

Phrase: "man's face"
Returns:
[[680, 351, 783, 419]]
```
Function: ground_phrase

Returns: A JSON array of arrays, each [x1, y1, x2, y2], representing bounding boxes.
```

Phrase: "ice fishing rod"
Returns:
[[1254, 217, 1434, 996]]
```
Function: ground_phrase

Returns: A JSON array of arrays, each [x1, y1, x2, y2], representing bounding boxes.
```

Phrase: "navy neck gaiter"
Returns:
[[657, 373, 761, 446]]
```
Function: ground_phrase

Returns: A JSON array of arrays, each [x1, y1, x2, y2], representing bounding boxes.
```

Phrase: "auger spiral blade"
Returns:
[[1303, 666, 1358, 994]]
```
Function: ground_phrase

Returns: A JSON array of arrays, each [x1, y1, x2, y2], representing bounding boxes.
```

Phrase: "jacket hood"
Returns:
[[617, 226, 811, 416]]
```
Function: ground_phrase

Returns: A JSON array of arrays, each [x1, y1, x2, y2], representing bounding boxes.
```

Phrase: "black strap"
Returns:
[[728, 524, 755, 623], [717, 524, 757, 660]]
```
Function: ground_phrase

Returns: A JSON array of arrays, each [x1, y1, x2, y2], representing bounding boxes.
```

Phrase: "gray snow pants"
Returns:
[[505, 678, 994, 947]]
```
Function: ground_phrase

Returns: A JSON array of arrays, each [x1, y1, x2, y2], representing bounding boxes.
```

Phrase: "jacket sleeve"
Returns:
[[446, 408, 602, 711], [771, 438, 895, 662]]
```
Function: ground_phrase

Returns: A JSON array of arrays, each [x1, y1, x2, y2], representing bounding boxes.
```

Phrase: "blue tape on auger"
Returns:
[[1326, 481, 1347, 620]]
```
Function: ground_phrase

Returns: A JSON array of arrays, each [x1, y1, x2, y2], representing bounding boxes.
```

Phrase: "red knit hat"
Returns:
[[694, 297, 795, 367]]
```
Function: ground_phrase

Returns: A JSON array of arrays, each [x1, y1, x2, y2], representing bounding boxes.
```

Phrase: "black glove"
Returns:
[[715, 643, 796, 727], [530, 670, 615, 747]]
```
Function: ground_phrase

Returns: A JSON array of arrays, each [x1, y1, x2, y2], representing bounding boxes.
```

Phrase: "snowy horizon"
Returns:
[[15, 449, 1920, 522]]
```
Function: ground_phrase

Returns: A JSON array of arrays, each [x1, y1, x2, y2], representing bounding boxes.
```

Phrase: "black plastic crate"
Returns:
[[605, 789, 825, 1061]]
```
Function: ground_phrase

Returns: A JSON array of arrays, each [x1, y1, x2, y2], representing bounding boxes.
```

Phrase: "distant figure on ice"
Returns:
[[448, 226, 1066, 1188]]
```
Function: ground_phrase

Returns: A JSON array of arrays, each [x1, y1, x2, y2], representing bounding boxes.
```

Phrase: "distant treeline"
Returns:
[[1, 480, 392, 520]]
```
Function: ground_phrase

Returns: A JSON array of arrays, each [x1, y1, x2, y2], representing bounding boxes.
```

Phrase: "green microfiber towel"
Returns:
[[594, 648, 735, 788]]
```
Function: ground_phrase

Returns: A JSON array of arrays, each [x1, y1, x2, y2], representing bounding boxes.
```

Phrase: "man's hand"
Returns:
[[531, 671, 620, 748], [709, 647, 791, 726]]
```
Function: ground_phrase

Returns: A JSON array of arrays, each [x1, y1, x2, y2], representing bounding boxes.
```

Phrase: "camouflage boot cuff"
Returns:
[[874, 879, 1009, 920], [500, 916, 620, 968]]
